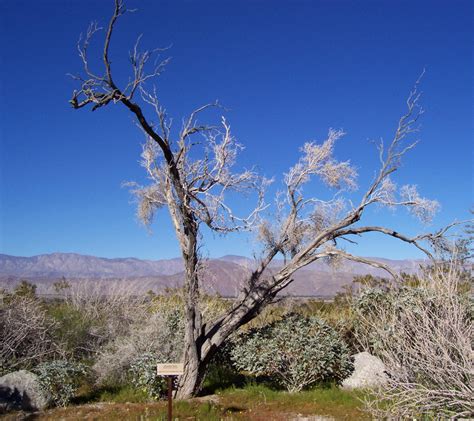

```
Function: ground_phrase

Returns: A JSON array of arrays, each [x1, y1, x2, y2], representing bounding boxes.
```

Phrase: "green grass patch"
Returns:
[[73, 384, 151, 404], [174, 400, 223, 420], [218, 383, 369, 419], [97, 385, 150, 403], [32, 383, 369, 420]]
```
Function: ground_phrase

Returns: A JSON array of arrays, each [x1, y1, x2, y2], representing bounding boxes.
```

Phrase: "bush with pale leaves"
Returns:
[[230, 313, 353, 392]]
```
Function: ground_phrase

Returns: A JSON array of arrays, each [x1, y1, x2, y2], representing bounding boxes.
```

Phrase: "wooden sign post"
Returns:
[[157, 363, 184, 421]]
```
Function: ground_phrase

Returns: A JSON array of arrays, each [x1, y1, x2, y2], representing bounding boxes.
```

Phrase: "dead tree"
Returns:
[[70, 0, 458, 398]]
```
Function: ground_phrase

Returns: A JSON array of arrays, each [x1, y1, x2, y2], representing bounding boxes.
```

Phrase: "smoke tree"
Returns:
[[70, 0, 458, 398]]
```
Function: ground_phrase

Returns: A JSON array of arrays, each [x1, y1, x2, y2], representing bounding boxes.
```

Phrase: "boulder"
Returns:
[[341, 352, 388, 389], [0, 370, 50, 413]]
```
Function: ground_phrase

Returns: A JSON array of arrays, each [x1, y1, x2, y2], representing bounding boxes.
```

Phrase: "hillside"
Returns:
[[0, 252, 423, 297]]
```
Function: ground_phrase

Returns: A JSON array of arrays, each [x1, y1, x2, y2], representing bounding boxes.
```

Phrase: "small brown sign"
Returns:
[[156, 363, 184, 376]]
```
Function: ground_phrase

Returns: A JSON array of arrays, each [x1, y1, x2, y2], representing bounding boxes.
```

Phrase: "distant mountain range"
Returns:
[[0, 252, 424, 298]]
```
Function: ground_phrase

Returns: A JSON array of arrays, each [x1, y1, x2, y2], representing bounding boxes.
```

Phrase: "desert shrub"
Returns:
[[351, 287, 394, 352], [47, 302, 98, 358], [129, 353, 166, 399], [41, 280, 162, 365], [53, 278, 71, 295], [34, 360, 87, 407], [230, 313, 353, 392], [93, 289, 229, 391], [93, 306, 185, 387], [353, 262, 473, 418], [0, 291, 62, 374], [12, 280, 38, 299], [293, 298, 360, 353], [63, 280, 152, 346], [150, 288, 230, 327], [236, 297, 358, 354]]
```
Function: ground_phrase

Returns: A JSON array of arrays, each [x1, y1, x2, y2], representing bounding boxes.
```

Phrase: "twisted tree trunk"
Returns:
[[176, 270, 279, 398]]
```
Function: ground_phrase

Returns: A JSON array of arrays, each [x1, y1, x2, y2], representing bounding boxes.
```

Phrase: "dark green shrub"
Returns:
[[47, 302, 99, 358], [230, 313, 353, 392], [202, 342, 246, 394], [13, 280, 37, 298]]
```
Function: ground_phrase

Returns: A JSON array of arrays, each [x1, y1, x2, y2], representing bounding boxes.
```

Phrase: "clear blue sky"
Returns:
[[0, 0, 472, 260]]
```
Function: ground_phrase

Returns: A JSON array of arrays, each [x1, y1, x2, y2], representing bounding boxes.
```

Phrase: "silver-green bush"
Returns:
[[230, 313, 353, 392], [34, 360, 87, 407], [129, 353, 166, 399]]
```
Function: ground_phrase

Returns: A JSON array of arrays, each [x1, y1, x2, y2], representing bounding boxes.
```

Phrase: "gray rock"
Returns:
[[0, 370, 50, 413], [341, 352, 388, 389]]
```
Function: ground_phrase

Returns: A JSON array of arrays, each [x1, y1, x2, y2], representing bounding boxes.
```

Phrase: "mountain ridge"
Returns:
[[0, 252, 424, 297]]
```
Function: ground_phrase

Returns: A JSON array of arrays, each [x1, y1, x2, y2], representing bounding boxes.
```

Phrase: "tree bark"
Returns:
[[176, 275, 279, 398]]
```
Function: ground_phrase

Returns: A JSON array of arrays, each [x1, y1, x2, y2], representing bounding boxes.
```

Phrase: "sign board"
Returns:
[[157, 363, 184, 376]]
